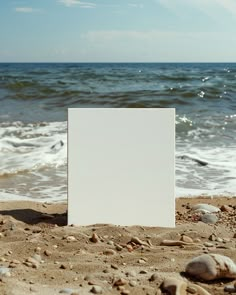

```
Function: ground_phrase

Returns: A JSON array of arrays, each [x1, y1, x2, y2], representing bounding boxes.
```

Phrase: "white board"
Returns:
[[68, 108, 175, 227]]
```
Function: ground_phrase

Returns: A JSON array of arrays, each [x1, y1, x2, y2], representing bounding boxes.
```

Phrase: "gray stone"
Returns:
[[200, 214, 218, 224], [192, 204, 220, 213]]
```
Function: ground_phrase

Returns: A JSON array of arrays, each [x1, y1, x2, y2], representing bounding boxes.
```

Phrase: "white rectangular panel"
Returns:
[[68, 108, 175, 227]]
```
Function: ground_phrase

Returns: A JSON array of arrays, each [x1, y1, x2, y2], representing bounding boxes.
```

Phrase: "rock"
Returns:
[[90, 233, 99, 243], [125, 270, 136, 277], [130, 236, 149, 246], [129, 280, 137, 287], [149, 273, 159, 282], [161, 239, 195, 246], [224, 285, 236, 293], [216, 237, 223, 242], [204, 242, 214, 247], [185, 254, 236, 281], [66, 236, 77, 242], [221, 205, 233, 212], [200, 214, 218, 224], [25, 257, 40, 269], [103, 249, 116, 255], [209, 234, 216, 241], [115, 244, 123, 251], [59, 288, 76, 294], [161, 277, 187, 295], [90, 285, 103, 294], [113, 278, 128, 286], [44, 250, 52, 256], [192, 204, 220, 213], [120, 290, 130, 295]]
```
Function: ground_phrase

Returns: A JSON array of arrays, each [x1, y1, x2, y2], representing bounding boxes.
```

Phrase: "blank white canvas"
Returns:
[[68, 108, 175, 227]]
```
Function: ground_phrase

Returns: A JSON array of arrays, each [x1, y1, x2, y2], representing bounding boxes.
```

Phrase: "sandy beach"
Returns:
[[0, 197, 235, 295]]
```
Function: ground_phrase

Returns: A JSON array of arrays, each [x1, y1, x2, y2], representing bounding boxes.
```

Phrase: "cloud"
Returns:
[[58, 0, 96, 8], [15, 7, 38, 13]]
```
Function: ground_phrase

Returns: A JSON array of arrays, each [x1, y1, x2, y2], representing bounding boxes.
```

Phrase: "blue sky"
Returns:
[[1, 0, 236, 62]]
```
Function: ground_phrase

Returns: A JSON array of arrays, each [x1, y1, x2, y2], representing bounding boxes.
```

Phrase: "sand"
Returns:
[[0, 197, 235, 295]]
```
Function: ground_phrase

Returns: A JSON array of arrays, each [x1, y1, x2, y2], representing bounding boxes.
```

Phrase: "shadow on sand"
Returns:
[[0, 208, 67, 226]]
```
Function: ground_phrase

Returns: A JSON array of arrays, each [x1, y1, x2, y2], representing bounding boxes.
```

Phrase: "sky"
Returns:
[[1, 0, 236, 62]]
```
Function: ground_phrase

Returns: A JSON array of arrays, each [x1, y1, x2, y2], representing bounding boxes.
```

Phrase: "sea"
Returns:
[[0, 63, 235, 202]]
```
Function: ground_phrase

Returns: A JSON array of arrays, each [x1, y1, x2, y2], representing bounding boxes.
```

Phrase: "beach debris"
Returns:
[[161, 277, 187, 295], [0, 267, 11, 277], [200, 214, 218, 224], [90, 285, 103, 294], [192, 204, 220, 213], [185, 254, 236, 280]]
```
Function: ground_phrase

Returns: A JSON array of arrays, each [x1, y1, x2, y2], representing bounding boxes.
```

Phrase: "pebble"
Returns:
[[90, 233, 99, 243], [130, 236, 148, 246], [208, 234, 216, 241], [192, 204, 220, 213], [59, 288, 78, 294], [90, 285, 103, 294], [120, 290, 130, 295], [161, 239, 195, 246], [66, 236, 77, 242], [25, 257, 40, 269], [180, 235, 193, 243], [44, 250, 52, 256], [204, 242, 214, 247], [186, 254, 236, 280], [129, 280, 137, 287], [216, 237, 223, 242], [149, 273, 159, 282], [113, 278, 128, 286], [103, 249, 116, 255], [138, 258, 146, 264], [115, 244, 123, 251], [200, 214, 218, 224], [125, 270, 136, 277]]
